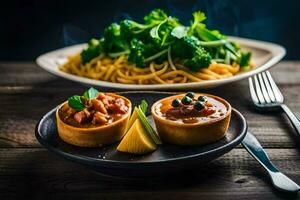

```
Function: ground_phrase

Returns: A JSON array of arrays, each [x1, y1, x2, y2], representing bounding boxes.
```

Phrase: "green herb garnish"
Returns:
[[68, 87, 99, 111], [136, 101, 162, 145], [80, 9, 251, 71], [139, 99, 148, 114], [171, 26, 188, 39], [68, 95, 85, 111], [83, 87, 99, 100]]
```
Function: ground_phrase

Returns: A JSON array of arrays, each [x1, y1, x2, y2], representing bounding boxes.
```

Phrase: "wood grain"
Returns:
[[1, 61, 300, 199], [0, 148, 299, 199]]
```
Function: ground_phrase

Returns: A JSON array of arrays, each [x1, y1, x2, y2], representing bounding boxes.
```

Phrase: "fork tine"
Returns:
[[266, 71, 284, 102], [253, 75, 265, 104], [248, 77, 259, 104], [262, 72, 276, 102], [258, 73, 271, 103]]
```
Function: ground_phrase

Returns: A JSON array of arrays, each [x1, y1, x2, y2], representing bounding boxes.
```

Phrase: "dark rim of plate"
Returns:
[[35, 91, 248, 165]]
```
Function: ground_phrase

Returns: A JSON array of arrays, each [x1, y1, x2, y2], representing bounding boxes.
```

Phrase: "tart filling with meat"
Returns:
[[151, 92, 231, 145], [56, 88, 132, 147]]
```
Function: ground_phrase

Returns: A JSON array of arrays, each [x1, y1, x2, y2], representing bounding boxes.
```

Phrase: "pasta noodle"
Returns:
[[59, 53, 252, 85]]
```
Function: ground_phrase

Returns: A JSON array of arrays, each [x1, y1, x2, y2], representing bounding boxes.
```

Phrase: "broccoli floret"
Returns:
[[183, 47, 212, 71], [128, 38, 167, 67], [103, 23, 129, 53], [128, 39, 147, 67], [172, 36, 211, 71], [81, 39, 103, 64], [172, 36, 200, 57], [120, 19, 149, 38]]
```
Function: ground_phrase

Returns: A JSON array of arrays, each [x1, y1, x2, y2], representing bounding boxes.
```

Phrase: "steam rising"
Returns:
[[62, 24, 90, 46]]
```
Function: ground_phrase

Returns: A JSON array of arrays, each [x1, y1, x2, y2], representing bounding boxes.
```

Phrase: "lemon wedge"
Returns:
[[117, 119, 157, 154], [125, 107, 138, 131]]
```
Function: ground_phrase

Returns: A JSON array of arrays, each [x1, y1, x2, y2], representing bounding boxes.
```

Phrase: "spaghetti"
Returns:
[[60, 53, 252, 85]]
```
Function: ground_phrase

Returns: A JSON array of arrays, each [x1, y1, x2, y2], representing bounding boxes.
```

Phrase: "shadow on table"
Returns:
[[2, 146, 299, 199], [249, 171, 299, 199]]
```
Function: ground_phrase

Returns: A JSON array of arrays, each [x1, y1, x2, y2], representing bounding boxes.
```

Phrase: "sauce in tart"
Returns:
[[58, 93, 130, 128], [155, 94, 227, 124]]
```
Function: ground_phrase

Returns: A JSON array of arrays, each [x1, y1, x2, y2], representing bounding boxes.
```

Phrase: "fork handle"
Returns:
[[281, 104, 300, 136]]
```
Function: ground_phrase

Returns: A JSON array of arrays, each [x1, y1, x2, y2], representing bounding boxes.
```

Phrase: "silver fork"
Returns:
[[249, 70, 300, 136]]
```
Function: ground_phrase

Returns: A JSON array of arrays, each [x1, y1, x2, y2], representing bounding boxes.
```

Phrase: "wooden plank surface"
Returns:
[[1, 61, 300, 199], [1, 148, 299, 199]]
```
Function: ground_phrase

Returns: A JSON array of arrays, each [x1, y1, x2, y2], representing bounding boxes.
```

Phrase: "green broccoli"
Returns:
[[120, 19, 149, 38], [143, 9, 168, 25], [119, 10, 172, 43], [81, 39, 103, 64], [128, 38, 168, 67], [183, 47, 212, 71], [128, 39, 147, 67], [79, 9, 251, 71], [103, 23, 129, 53], [172, 36, 212, 71]]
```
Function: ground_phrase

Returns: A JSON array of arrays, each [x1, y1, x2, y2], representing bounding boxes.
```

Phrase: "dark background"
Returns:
[[1, 0, 299, 61]]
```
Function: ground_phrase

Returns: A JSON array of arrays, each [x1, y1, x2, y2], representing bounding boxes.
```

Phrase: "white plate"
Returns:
[[36, 36, 285, 90]]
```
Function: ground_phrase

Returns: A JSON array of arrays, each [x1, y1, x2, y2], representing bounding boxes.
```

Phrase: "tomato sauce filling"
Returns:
[[155, 94, 227, 124], [58, 93, 129, 128]]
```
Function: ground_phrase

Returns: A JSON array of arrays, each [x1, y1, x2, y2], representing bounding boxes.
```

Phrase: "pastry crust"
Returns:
[[56, 94, 132, 147]]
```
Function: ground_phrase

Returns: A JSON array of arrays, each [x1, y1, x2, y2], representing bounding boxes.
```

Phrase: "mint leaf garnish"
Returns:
[[68, 95, 85, 111], [83, 87, 99, 100]]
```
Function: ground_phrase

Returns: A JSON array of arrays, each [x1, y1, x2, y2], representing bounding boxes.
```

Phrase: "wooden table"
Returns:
[[1, 61, 300, 200]]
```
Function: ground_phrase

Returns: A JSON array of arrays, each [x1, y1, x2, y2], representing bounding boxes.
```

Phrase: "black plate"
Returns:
[[36, 91, 247, 178]]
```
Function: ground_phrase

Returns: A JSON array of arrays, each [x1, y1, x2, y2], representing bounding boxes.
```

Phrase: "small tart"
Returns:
[[56, 93, 132, 147], [151, 93, 231, 145]]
